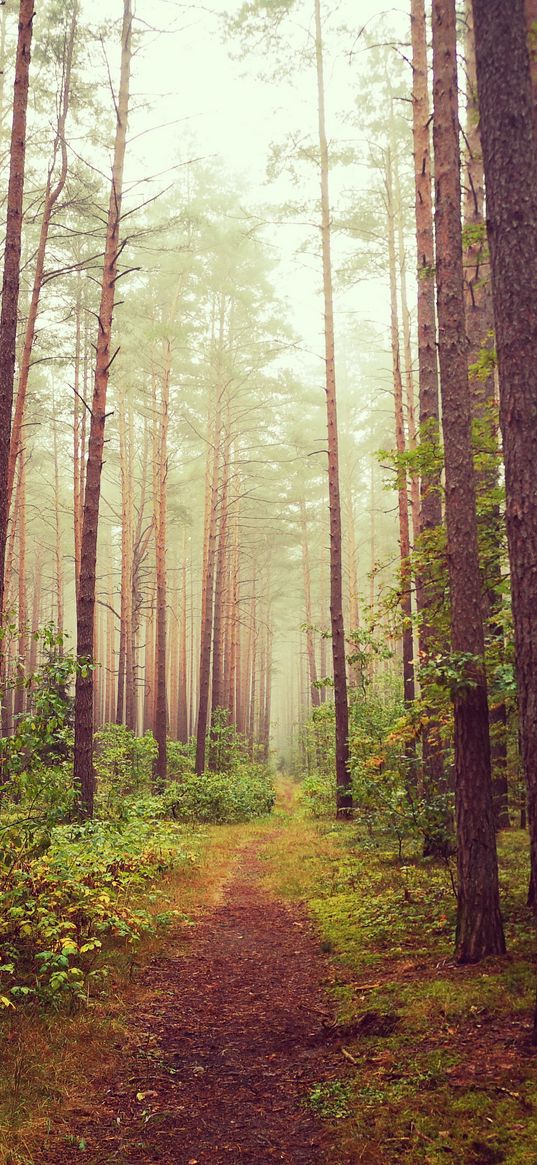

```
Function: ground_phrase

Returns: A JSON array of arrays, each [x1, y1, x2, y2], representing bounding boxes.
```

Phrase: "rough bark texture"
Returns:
[[314, 0, 351, 817], [432, 0, 505, 961], [74, 0, 132, 817], [472, 0, 537, 961], [0, 0, 33, 619], [463, 2, 509, 830]]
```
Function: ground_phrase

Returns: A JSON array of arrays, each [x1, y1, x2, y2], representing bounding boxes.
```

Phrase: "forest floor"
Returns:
[[34, 828, 354, 1165], [3, 783, 537, 1165]]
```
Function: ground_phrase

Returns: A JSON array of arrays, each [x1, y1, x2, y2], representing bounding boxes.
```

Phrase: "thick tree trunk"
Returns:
[[463, 3, 509, 830], [472, 0, 537, 977], [0, 0, 33, 619], [73, 0, 132, 817], [314, 0, 351, 816], [432, 0, 505, 961]]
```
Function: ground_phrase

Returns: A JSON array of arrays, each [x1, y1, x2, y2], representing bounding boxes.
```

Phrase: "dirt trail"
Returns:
[[42, 837, 354, 1165]]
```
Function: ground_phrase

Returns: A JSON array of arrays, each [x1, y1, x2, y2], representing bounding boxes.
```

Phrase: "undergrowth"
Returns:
[[262, 811, 537, 1165]]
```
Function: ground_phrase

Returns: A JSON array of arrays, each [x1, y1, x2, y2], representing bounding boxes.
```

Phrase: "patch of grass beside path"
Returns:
[[261, 805, 537, 1165], [0, 819, 266, 1165]]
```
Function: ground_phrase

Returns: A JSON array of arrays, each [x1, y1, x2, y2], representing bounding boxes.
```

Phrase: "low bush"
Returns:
[[0, 813, 198, 1012], [162, 764, 275, 824], [94, 723, 158, 802]]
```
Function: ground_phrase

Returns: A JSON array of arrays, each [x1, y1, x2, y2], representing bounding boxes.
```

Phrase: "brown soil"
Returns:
[[40, 840, 355, 1165]]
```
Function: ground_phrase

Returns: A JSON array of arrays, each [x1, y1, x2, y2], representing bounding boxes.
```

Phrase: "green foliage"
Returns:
[[208, 707, 248, 773], [0, 812, 198, 1011], [300, 773, 335, 818], [163, 764, 275, 824], [166, 737, 195, 779], [307, 1080, 352, 1119], [94, 723, 158, 807], [0, 627, 81, 782]]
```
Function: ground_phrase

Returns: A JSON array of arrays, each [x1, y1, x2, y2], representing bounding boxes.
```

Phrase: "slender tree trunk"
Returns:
[[299, 491, 320, 707], [74, 0, 132, 817], [13, 455, 26, 719], [314, 0, 351, 815], [0, 0, 33, 620], [7, 2, 77, 518], [153, 343, 170, 784], [410, 0, 446, 838], [28, 543, 42, 677], [432, 0, 505, 961], [73, 272, 84, 603], [386, 147, 415, 718], [195, 300, 225, 774], [52, 410, 64, 638]]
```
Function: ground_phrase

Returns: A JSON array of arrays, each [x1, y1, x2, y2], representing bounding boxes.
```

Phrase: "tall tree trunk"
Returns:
[[386, 146, 415, 719], [314, 0, 351, 816], [195, 300, 225, 774], [463, 2, 509, 830], [299, 491, 320, 707], [410, 0, 446, 838], [52, 409, 64, 637], [73, 272, 84, 603], [0, 0, 33, 620], [7, 1, 77, 518], [73, 0, 132, 817], [28, 543, 42, 677], [153, 342, 170, 785], [13, 455, 26, 719], [471, 0, 537, 979], [432, 0, 505, 961]]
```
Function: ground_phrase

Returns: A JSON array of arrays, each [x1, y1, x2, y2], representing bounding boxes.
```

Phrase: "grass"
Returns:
[[261, 798, 537, 1165], [0, 819, 263, 1165], [3, 780, 536, 1165]]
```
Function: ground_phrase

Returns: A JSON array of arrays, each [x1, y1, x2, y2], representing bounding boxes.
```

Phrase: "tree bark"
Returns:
[[463, 2, 509, 830], [0, 0, 33, 620], [386, 146, 415, 717], [410, 0, 446, 837], [314, 0, 351, 816], [153, 342, 170, 785], [195, 298, 225, 774], [432, 0, 505, 961], [73, 0, 132, 817], [472, 0, 537, 958], [7, 1, 77, 519]]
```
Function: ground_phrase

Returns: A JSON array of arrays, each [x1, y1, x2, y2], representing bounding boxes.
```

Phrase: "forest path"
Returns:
[[42, 828, 355, 1165]]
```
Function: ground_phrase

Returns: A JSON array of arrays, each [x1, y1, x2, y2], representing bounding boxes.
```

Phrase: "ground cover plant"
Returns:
[[261, 804, 537, 1165]]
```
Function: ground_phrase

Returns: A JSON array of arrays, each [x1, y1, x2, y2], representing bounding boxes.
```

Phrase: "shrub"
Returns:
[[162, 764, 275, 824], [0, 813, 197, 1011], [300, 773, 335, 818], [94, 724, 158, 803], [166, 737, 195, 779]]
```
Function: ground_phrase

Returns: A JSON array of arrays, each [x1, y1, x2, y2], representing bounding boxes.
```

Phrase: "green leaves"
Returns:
[[0, 811, 199, 1011]]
